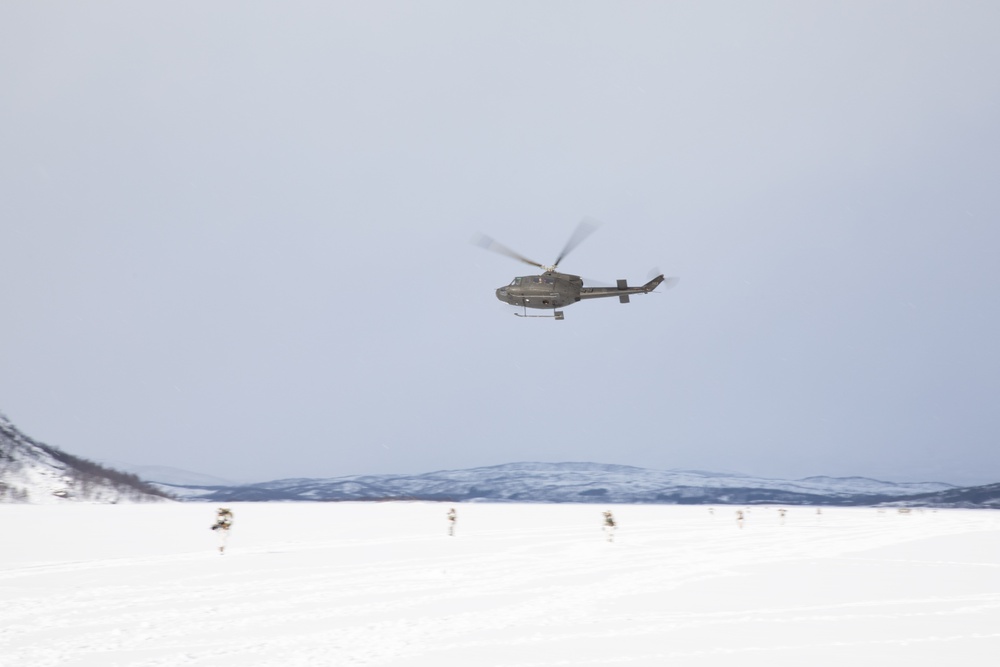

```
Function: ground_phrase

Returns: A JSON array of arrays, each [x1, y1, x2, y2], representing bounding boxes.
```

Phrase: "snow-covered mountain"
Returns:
[[0, 412, 171, 504], [156, 461, 957, 505]]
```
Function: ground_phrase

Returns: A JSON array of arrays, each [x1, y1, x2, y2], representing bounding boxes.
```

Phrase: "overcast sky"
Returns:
[[2, 2, 998, 485]]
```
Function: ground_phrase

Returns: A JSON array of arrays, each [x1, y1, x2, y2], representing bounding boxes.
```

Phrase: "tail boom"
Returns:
[[578, 274, 666, 302]]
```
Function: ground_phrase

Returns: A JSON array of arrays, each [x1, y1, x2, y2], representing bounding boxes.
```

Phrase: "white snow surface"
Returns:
[[3, 502, 999, 666]]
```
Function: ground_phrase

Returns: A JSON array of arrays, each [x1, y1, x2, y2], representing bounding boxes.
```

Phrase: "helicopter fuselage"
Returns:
[[496, 271, 666, 311], [495, 271, 583, 309], [477, 221, 672, 319]]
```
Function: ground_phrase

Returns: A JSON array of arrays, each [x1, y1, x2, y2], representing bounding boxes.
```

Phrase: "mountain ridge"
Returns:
[[4, 409, 992, 508], [152, 461, 971, 506]]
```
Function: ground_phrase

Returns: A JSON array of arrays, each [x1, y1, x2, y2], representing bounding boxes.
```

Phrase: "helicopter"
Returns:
[[474, 219, 678, 320]]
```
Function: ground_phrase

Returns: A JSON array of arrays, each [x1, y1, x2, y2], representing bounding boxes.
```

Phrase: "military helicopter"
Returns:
[[474, 219, 678, 320]]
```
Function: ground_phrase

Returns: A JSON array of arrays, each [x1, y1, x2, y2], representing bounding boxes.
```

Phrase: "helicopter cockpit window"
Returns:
[[510, 278, 522, 286]]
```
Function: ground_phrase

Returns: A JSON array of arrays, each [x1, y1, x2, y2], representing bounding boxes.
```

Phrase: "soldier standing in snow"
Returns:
[[446, 507, 457, 536], [735, 509, 744, 529], [602, 510, 617, 542], [210, 507, 234, 554]]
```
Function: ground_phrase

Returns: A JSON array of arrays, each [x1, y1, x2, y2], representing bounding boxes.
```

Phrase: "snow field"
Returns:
[[2, 503, 999, 666]]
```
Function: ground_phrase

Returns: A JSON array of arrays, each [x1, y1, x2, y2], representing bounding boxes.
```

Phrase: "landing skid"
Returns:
[[514, 309, 564, 320]]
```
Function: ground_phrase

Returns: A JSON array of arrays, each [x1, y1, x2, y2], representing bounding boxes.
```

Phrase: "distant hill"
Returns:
[[0, 412, 172, 504], [875, 481, 1000, 509], [153, 461, 962, 506]]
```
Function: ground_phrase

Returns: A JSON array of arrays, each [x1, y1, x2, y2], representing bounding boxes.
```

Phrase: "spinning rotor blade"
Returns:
[[553, 217, 600, 268], [472, 233, 546, 269]]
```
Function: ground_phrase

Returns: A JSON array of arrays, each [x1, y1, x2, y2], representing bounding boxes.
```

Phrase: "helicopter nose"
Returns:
[[496, 287, 508, 302]]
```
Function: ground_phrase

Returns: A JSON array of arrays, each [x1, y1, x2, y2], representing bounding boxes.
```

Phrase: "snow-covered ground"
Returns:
[[2, 502, 999, 666]]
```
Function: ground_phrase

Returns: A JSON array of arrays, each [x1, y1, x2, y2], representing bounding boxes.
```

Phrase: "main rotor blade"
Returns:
[[472, 233, 546, 269], [553, 217, 600, 268]]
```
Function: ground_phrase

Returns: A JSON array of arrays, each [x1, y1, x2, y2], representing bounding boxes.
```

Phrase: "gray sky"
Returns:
[[2, 2, 999, 485]]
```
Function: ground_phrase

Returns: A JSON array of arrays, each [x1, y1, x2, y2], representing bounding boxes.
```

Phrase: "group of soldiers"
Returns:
[[214, 504, 866, 553], [716, 506, 824, 529], [206, 504, 845, 555], [445, 507, 618, 541], [205, 506, 617, 554]]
